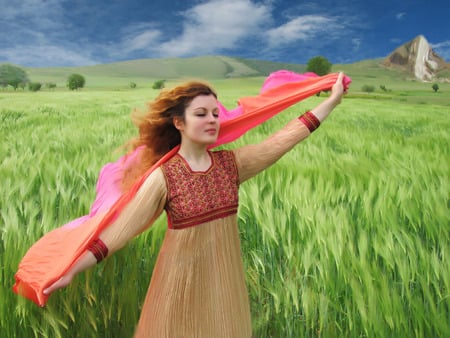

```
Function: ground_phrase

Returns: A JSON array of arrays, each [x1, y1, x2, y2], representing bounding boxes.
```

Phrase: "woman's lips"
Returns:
[[205, 128, 217, 134]]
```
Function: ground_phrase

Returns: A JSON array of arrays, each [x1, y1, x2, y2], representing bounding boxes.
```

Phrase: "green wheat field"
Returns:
[[1, 73, 449, 337]]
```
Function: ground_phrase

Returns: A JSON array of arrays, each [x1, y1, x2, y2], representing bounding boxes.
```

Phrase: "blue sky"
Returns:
[[1, 0, 449, 67]]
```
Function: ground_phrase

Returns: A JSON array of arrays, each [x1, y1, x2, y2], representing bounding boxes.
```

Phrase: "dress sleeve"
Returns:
[[98, 167, 167, 254], [233, 118, 311, 183]]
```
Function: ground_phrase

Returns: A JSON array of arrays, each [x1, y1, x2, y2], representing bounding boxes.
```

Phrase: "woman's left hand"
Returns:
[[330, 72, 346, 105]]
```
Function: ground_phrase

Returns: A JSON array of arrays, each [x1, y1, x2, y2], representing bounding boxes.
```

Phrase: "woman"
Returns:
[[40, 72, 346, 337]]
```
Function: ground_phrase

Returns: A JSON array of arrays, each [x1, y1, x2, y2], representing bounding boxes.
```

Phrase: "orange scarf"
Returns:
[[13, 72, 351, 306]]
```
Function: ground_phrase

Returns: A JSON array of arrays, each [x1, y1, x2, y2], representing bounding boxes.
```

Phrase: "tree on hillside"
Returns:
[[306, 56, 332, 76], [432, 83, 439, 92], [0, 64, 29, 90], [152, 79, 166, 90], [67, 73, 86, 90]]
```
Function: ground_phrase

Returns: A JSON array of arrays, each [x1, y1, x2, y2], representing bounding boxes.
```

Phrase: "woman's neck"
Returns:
[[178, 143, 211, 172]]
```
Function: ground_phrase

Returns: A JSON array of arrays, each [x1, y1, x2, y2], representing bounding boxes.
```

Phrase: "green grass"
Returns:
[[1, 77, 449, 337]]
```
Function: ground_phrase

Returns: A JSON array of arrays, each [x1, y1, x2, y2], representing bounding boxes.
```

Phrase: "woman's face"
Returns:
[[175, 94, 220, 146]]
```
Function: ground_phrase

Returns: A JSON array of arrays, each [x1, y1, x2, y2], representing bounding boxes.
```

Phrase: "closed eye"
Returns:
[[194, 108, 219, 118]]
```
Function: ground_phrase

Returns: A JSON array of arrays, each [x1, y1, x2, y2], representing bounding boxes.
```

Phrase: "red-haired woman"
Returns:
[[28, 73, 346, 337]]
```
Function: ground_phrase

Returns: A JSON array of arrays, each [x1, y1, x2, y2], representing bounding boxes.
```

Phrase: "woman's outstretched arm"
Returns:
[[234, 72, 346, 183], [44, 168, 167, 296], [43, 250, 97, 295]]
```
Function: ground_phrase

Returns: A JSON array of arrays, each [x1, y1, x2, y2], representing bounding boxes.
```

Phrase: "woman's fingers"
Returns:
[[43, 275, 71, 295], [336, 72, 345, 89], [337, 72, 349, 93], [43, 280, 59, 295], [329, 72, 345, 103]]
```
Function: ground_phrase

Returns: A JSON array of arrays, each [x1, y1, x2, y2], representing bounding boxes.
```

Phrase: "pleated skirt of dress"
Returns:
[[134, 216, 252, 338]]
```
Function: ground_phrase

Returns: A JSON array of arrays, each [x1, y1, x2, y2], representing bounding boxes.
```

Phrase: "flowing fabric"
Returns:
[[13, 71, 351, 306]]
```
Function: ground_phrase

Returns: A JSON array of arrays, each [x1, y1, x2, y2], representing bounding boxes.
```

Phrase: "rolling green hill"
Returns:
[[17, 55, 310, 87], [2, 56, 449, 106], [22, 56, 269, 86], [18, 56, 395, 87], [22, 55, 446, 82], [2, 55, 447, 85], [23, 55, 309, 81]]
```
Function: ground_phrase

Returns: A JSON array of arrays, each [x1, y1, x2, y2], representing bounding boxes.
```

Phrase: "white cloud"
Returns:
[[352, 38, 361, 51], [0, 0, 273, 66], [431, 40, 450, 61], [125, 30, 162, 52], [1, 0, 64, 20], [266, 15, 340, 47], [0, 0, 89, 66], [390, 38, 402, 44], [0, 45, 97, 67], [0, 0, 66, 34], [1, 0, 427, 67], [154, 0, 271, 56], [113, 23, 162, 56]]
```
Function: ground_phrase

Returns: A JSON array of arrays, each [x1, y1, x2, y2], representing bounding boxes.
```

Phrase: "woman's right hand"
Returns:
[[43, 250, 99, 296], [43, 273, 74, 295]]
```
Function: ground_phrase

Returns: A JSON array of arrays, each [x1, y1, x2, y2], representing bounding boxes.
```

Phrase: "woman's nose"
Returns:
[[207, 112, 218, 122]]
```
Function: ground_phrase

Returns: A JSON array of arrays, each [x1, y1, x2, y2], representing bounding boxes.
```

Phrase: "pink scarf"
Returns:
[[13, 71, 351, 306]]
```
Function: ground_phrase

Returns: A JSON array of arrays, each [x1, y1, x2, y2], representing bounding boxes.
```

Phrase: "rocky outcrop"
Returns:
[[383, 35, 448, 81]]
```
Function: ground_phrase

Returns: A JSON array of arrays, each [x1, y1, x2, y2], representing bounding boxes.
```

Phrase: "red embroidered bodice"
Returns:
[[161, 150, 239, 229]]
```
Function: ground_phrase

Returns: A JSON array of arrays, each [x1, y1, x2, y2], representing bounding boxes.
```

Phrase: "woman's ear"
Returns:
[[173, 117, 184, 131]]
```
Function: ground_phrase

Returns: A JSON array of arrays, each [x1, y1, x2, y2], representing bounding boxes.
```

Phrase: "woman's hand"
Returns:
[[43, 250, 98, 296], [310, 72, 347, 122], [43, 273, 74, 295], [329, 72, 346, 105]]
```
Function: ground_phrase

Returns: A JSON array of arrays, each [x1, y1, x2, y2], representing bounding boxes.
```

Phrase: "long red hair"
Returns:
[[121, 81, 217, 191]]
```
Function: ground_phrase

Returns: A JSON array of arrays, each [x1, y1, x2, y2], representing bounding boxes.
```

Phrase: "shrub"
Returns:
[[129, 82, 137, 89], [432, 83, 439, 92], [46, 82, 57, 90], [67, 74, 86, 90], [379, 85, 392, 92], [28, 82, 42, 92], [152, 79, 166, 90], [362, 84, 375, 93]]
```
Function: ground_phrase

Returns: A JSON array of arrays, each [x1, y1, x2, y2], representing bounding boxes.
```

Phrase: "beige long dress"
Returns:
[[98, 119, 311, 337]]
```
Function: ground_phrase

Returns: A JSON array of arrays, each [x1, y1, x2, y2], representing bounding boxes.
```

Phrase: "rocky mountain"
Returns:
[[383, 35, 448, 81]]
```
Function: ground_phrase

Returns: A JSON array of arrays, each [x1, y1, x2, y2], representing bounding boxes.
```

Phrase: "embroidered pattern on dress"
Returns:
[[161, 151, 239, 229]]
